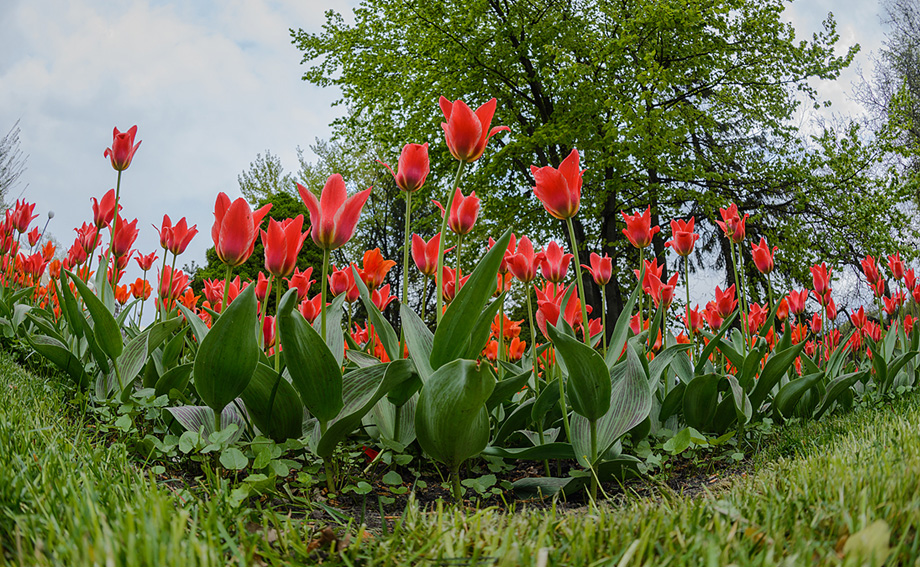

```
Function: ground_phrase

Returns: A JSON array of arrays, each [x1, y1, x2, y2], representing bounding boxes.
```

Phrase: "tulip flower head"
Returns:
[[371, 283, 398, 312], [166, 217, 198, 256], [261, 215, 308, 278], [681, 305, 704, 333], [703, 301, 724, 330], [851, 306, 867, 330], [751, 237, 777, 274], [130, 278, 151, 300], [810, 262, 832, 295], [861, 255, 881, 285], [286, 267, 315, 302], [135, 251, 158, 271], [665, 218, 699, 257], [621, 206, 660, 249], [27, 227, 40, 247], [378, 143, 430, 193], [787, 289, 809, 315], [297, 175, 371, 251], [716, 203, 749, 243], [530, 148, 583, 220], [433, 188, 480, 236], [412, 233, 447, 277], [489, 233, 517, 275], [329, 265, 360, 302], [10, 200, 38, 234], [582, 252, 612, 286], [255, 272, 271, 302], [110, 216, 139, 258], [540, 241, 573, 284], [888, 252, 905, 281], [299, 294, 323, 324], [714, 284, 738, 318], [776, 297, 789, 321], [508, 236, 544, 283], [358, 248, 397, 290], [648, 272, 679, 309], [211, 192, 272, 267], [438, 97, 510, 163], [104, 126, 142, 171], [635, 258, 664, 296]]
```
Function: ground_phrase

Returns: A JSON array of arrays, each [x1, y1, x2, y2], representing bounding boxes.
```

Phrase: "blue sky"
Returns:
[[0, 0, 888, 295]]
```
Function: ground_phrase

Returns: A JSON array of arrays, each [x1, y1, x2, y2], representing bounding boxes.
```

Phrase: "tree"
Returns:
[[0, 120, 28, 207], [238, 150, 294, 203], [291, 0, 913, 321]]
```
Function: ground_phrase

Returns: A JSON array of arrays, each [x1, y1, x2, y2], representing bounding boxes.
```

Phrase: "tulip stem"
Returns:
[[102, 170, 122, 294], [729, 240, 748, 346], [525, 285, 539, 395], [420, 275, 429, 322], [600, 285, 607, 358], [589, 418, 599, 502], [258, 276, 272, 338], [455, 233, 463, 283], [450, 466, 463, 503], [164, 252, 177, 316], [436, 161, 467, 326], [222, 264, 233, 317], [138, 269, 147, 324], [684, 255, 694, 361], [498, 299, 505, 379], [274, 281, 282, 373], [157, 253, 169, 322], [320, 248, 330, 341], [401, 192, 412, 308], [565, 218, 591, 345]]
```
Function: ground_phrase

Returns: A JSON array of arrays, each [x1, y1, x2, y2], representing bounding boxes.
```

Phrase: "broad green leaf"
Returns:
[[464, 294, 506, 360], [240, 362, 303, 442], [648, 344, 691, 391], [56, 279, 85, 339], [773, 371, 824, 420], [694, 311, 738, 374], [162, 327, 189, 370], [494, 398, 535, 446], [482, 443, 575, 460], [749, 342, 806, 410], [430, 229, 511, 370], [317, 360, 413, 458], [605, 266, 644, 369], [277, 288, 343, 424], [486, 369, 531, 411], [67, 270, 123, 361], [659, 382, 686, 422], [220, 447, 248, 470], [312, 292, 346, 367], [166, 403, 246, 442], [372, 395, 417, 447], [177, 302, 209, 344], [27, 334, 89, 388], [154, 363, 193, 398], [571, 344, 652, 467], [416, 359, 496, 470], [725, 375, 752, 424], [401, 303, 434, 382], [813, 371, 865, 419], [682, 373, 721, 430], [547, 321, 610, 421], [193, 284, 259, 416]]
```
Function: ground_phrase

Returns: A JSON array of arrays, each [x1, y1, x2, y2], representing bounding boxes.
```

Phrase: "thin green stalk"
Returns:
[[435, 161, 467, 325], [393, 404, 402, 443], [157, 253, 169, 322], [320, 248, 330, 341], [421, 275, 429, 322], [600, 285, 607, 358], [274, 281, 282, 373], [163, 252, 177, 317], [214, 407, 221, 434], [557, 361, 572, 444], [729, 240, 748, 346], [565, 218, 591, 345], [498, 299, 505, 379], [101, 170, 122, 293], [684, 255, 694, 361], [589, 418, 598, 502], [221, 263, 233, 318], [257, 276, 273, 338], [525, 285, 539, 395], [138, 269, 147, 324], [451, 466, 463, 503], [402, 191, 412, 306], [455, 233, 464, 282]]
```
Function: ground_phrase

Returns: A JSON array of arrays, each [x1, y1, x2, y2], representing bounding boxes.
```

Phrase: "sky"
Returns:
[[0, 0, 891, 305]]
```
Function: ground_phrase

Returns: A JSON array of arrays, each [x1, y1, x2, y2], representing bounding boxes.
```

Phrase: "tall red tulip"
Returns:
[[434, 188, 480, 236], [135, 251, 158, 271], [167, 217, 198, 256], [508, 236, 544, 283], [110, 216, 139, 258], [261, 215, 307, 278], [621, 206, 660, 249], [716, 203, 749, 243], [287, 267, 315, 302], [530, 148, 582, 220], [751, 237, 777, 274], [297, 174, 371, 251], [665, 218, 699, 256], [211, 192, 272, 267], [378, 143, 430, 193], [787, 290, 809, 315], [358, 248, 397, 290], [10, 200, 37, 233], [810, 263, 832, 296], [104, 126, 142, 171], [438, 97, 510, 163], [714, 284, 738, 318], [648, 273, 679, 309], [582, 253, 612, 286], [888, 252, 905, 281], [412, 233, 444, 277], [540, 241, 572, 284], [861, 255, 881, 285]]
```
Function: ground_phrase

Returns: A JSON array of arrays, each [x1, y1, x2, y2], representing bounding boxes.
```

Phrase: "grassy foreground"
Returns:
[[0, 352, 918, 566]]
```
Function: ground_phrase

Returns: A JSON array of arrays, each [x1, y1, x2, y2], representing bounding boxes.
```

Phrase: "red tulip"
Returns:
[[648, 272, 679, 309], [203, 278, 224, 307], [665, 218, 699, 256], [90, 190, 118, 230], [851, 306, 867, 329], [104, 125, 142, 171], [255, 272, 271, 303], [286, 267, 314, 302], [810, 263, 832, 295], [412, 233, 445, 277], [871, 278, 886, 298], [508, 337, 526, 361], [297, 174, 371, 251], [299, 294, 323, 324], [716, 203, 749, 243], [861, 255, 881, 285], [67, 240, 88, 266], [681, 305, 704, 332], [489, 233, 517, 275], [211, 192, 272, 267], [114, 284, 130, 305], [10, 200, 38, 233], [582, 252, 612, 286], [261, 215, 307, 278], [540, 241, 573, 284], [621, 206, 660, 249], [41, 241, 55, 262], [825, 297, 837, 320], [371, 283, 398, 312], [262, 315, 276, 349], [714, 284, 738, 318], [438, 97, 510, 163], [329, 265, 359, 302], [27, 227, 40, 247], [433, 188, 480, 236], [530, 148, 582, 220], [811, 312, 822, 333], [130, 278, 151, 300], [378, 143, 430, 192], [905, 269, 916, 290], [441, 266, 469, 302], [634, 258, 664, 296], [751, 237, 777, 274], [906, 315, 917, 333], [508, 236, 544, 283], [887, 252, 905, 281], [154, 214, 172, 249], [786, 290, 809, 315], [358, 248, 397, 290], [748, 302, 768, 334], [158, 265, 188, 302], [110, 215, 139, 258], [135, 251, 158, 271], [483, 339, 498, 362], [913, 285, 920, 305], [166, 217, 198, 256], [776, 297, 789, 321], [703, 301, 723, 330]]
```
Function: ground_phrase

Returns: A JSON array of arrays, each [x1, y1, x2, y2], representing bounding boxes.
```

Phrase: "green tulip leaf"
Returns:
[[352, 267, 399, 362], [774, 371, 824, 420], [193, 284, 259, 417], [240, 362, 304, 442], [749, 342, 806, 411], [482, 443, 575, 460], [277, 288, 343, 424], [486, 368, 531, 411], [177, 302, 210, 344], [547, 321, 610, 421], [813, 371, 865, 420], [154, 363, 193, 398], [494, 398, 535, 446], [606, 266, 644, 369], [67, 270, 123, 361], [401, 303, 434, 382], [27, 334, 89, 389], [416, 359, 496, 471], [464, 294, 506, 360], [682, 373, 721, 431]]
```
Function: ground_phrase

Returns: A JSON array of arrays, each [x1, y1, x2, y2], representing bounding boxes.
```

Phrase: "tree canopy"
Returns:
[[290, 0, 917, 316]]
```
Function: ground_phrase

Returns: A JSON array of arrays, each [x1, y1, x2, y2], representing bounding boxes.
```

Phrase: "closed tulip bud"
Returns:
[[714, 284, 738, 318], [751, 237, 777, 274], [888, 252, 905, 281], [412, 233, 443, 277], [255, 272, 271, 302], [298, 175, 371, 251], [211, 192, 272, 267], [787, 289, 809, 315], [582, 252, 612, 286], [811, 312, 823, 333], [104, 125, 142, 171], [861, 255, 881, 285], [378, 143, 430, 192], [540, 241, 573, 284], [286, 267, 314, 302], [810, 263, 832, 295]]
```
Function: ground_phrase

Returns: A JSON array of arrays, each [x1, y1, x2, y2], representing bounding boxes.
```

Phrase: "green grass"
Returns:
[[1, 351, 919, 566]]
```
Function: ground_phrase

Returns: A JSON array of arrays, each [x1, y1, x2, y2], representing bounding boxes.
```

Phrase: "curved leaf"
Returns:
[[193, 284, 259, 415], [682, 373, 721, 430], [240, 362, 303, 442], [750, 342, 806, 410], [401, 303, 434, 382], [154, 363, 193, 398], [486, 369, 531, 411], [27, 334, 89, 388], [547, 322, 610, 421], [67, 270, 123, 361], [482, 443, 575, 460], [773, 371, 824, 420], [814, 371, 864, 420], [605, 267, 644, 369], [277, 288, 343, 424]]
